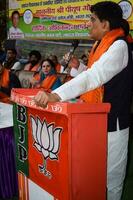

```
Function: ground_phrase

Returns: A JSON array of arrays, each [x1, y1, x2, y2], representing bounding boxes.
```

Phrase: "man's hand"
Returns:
[[33, 91, 61, 108], [62, 53, 80, 69], [68, 56, 80, 69]]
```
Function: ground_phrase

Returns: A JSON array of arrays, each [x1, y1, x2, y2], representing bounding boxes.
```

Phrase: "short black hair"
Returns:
[[6, 48, 17, 55], [120, 19, 129, 36], [91, 1, 123, 30], [29, 50, 42, 61], [11, 10, 20, 19]]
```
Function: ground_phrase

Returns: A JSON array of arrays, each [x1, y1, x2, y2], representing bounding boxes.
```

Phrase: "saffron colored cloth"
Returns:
[[0, 127, 18, 198]]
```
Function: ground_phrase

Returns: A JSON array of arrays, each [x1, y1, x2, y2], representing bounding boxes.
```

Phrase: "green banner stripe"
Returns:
[[13, 103, 29, 177]]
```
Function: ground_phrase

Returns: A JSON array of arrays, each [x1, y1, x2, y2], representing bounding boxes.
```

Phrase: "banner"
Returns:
[[13, 102, 69, 199], [8, 0, 133, 40]]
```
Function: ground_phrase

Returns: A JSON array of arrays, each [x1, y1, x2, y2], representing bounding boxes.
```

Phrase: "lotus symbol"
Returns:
[[31, 116, 62, 159], [30, 116, 62, 176]]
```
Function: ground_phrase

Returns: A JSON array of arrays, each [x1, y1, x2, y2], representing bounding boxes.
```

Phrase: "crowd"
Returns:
[[0, 45, 88, 102]]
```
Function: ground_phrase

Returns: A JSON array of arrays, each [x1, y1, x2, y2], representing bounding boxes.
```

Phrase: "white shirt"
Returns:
[[60, 61, 86, 77], [53, 40, 128, 101], [0, 103, 13, 128], [9, 26, 24, 39], [70, 62, 87, 77], [11, 61, 23, 70]]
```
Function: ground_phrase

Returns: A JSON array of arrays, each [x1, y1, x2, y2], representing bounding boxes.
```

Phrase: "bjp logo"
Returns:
[[30, 116, 63, 178]]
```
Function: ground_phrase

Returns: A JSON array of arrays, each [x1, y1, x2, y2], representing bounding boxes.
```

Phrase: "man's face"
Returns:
[[88, 13, 109, 40], [6, 50, 16, 61], [29, 55, 38, 66], [12, 13, 19, 28]]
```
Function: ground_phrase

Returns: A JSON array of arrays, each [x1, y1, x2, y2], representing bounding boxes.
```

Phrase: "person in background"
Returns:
[[48, 54, 73, 83], [0, 43, 6, 63], [0, 60, 21, 102], [34, 2, 133, 200], [3, 48, 22, 71], [31, 58, 61, 91], [9, 10, 24, 39], [80, 54, 88, 65], [59, 52, 87, 80], [48, 54, 63, 73], [24, 50, 42, 72], [49, 54, 86, 78]]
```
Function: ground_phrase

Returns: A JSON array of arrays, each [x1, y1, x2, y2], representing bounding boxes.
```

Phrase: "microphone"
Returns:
[[61, 40, 80, 72], [71, 39, 80, 54]]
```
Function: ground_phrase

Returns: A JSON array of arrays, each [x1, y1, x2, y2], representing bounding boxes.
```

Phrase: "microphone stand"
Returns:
[[62, 40, 79, 72]]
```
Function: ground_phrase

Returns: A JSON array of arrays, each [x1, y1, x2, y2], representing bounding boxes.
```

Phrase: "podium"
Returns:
[[11, 89, 110, 200]]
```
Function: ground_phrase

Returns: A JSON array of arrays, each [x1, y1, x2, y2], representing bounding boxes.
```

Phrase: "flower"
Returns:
[[30, 116, 62, 160]]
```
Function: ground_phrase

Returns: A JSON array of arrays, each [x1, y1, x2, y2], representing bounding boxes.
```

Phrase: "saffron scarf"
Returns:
[[80, 28, 125, 103], [0, 69, 10, 102], [24, 63, 40, 71], [39, 75, 57, 91], [33, 73, 57, 91], [0, 68, 10, 88]]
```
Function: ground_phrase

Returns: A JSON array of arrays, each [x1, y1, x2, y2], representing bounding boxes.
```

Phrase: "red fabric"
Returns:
[[0, 68, 10, 88]]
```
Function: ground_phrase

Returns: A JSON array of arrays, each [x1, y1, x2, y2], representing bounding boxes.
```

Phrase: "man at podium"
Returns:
[[34, 1, 133, 200]]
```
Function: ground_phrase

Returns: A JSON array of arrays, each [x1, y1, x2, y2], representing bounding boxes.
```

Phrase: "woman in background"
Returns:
[[31, 58, 61, 91]]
